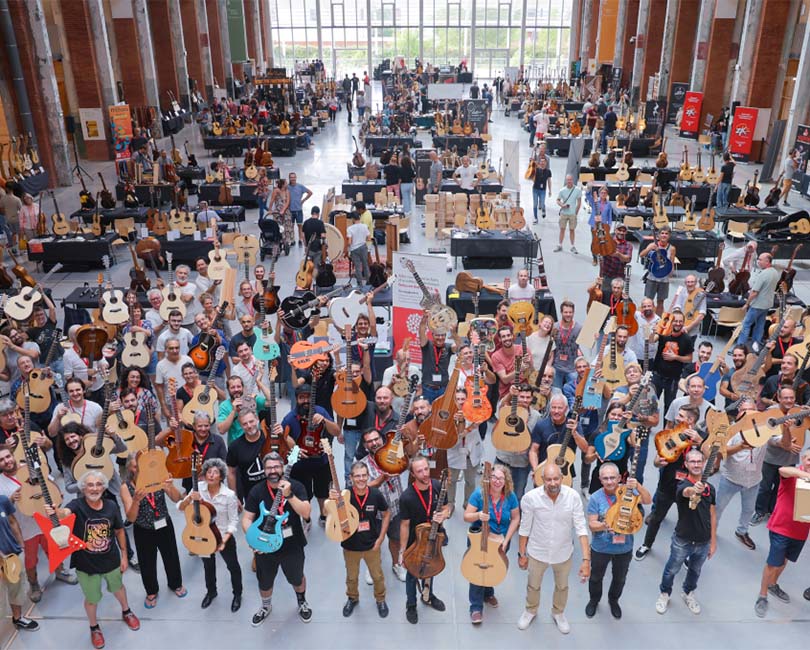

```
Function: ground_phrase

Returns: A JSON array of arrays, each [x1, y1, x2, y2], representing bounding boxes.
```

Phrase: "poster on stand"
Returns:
[[729, 106, 758, 162], [679, 92, 703, 139], [109, 105, 133, 162]]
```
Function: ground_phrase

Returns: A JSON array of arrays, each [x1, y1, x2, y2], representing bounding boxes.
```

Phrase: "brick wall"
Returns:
[[148, 0, 180, 112], [180, 0, 204, 92], [113, 18, 148, 106], [641, 0, 666, 100], [702, 18, 735, 124], [206, 0, 225, 85], [244, 0, 257, 62], [621, 0, 639, 85], [747, 0, 791, 107]]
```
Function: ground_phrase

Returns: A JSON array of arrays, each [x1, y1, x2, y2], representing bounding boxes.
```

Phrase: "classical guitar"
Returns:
[[50, 191, 70, 236], [245, 446, 301, 553], [779, 244, 803, 293], [403, 259, 458, 335], [374, 376, 420, 475], [459, 462, 509, 587], [134, 402, 170, 493], [181, 450, 221, 556], [534, 375, 585, 487], [697, 185, 717, 231], [295, 236, 315, 289], [70, 374, 116, 480], [604, 427, 649, 535], [182, 347, 226, 423], [98, 255, 128, 325], [111, 403, 148, 459], [321, 439, 361, 543], [4, 263, 63, 322], [158, 252, 187, 320], [732, 406, 810, 449], [206, 241, 231, 281], [462, 334, 492, 424], [190, 302, 229, 369], [23, 332, 62, 414], [121, 306, 150, 370], [655, 287, 684, 337], [419, 362, 461, 450], [689, 409, 729, 510], [491, 349, 530, 453], [730, 302, 785, 401], [52, 374, 81, 428], [402, 469, 449, 580], [127, 239, 150, 293], [594, 372, 651, 461], [164, 378, 194, 479], [332, 325, 368, 419]]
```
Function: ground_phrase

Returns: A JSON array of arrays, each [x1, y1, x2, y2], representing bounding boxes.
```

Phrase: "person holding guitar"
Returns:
[[241, 452, 313, 626], [0, 491, 39, 630], [599, 224, 633, 293], [47, 378, 103, 437], [554, 175, 582, 254], [178, 457, 242, 612], [418, 315, 460, 404], [639, 228, 676, 316]]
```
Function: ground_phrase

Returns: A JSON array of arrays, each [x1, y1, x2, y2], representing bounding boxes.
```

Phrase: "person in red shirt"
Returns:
[[754, 448, 810, 618], [490, 327, 531, 400]]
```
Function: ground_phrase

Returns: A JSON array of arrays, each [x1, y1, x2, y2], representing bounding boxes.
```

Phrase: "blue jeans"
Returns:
[[552, 369, 577, 391], [406, 570, 433, 607], [468, 539, 510, 612], [715, 475, 758, 535], [717, 182, 731, 208], [739, 306, 768, 347], [421, 385, 443, 404], [258, 196, 267, 221], [343, 428, 362, 484], [400, 182, 414, 214], [532, 187, 546, 221], [659, 535, 710, 596]]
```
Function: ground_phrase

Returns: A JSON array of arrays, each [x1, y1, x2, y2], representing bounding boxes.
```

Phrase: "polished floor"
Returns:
[[3, 85, 810, 649]]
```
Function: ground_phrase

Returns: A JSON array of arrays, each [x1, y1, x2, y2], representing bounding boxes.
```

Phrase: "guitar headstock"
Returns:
[[403, 258, 415, 274], [320, 438, 332, 457], [191, 450, 201, 476]]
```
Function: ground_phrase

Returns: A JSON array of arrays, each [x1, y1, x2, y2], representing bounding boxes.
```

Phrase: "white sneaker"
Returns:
[[365, 568, 373, 585], [655, 592, 670, 614], [392, 563, 407, 582], [517, 609, 536, 630], [552, 612, 570, 634], [682, 591, 701, 615]]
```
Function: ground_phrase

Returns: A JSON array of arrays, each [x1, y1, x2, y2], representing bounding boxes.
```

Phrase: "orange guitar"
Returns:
[[462, 333, 492, 424], [163, 378, 194, 479]]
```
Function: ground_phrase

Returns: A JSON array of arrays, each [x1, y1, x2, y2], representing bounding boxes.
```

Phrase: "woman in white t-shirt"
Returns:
[[526, 314, 555, 370], [534, 109, 550, 141]]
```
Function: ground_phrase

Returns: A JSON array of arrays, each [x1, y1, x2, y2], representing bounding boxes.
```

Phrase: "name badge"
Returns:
[[346, 418, 357, 427], [358, 520, 371, 532], [558, 353, 568, 362], [432, 374, 442, 382], [153, 517, 167, 530], [612, 534, 625, 545], [282, 526, 293, 538]]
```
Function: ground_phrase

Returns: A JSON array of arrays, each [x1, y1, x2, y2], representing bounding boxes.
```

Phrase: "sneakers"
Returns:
[[585, 600, 597, 617], [471, 610, 483, 624], [755, 596, 768, 618], [91, 628, 105, 649], [750, 512, 767, 526], [406, 605, 418, 624], [365, 568, 373, 585], [634, 545, 650, 561], [342, 598, 358, 617], [552, 612, 570, 634], [571, 246, 578, 254], [392, 563, 407, 582], [426, 595, 445, 611], [655, 592, 670, 614], [768, 583, 790, 603], [13, 617, 39, 631], [517, 609, 536, 630], [682, 591, 701, 614], [252, 605, 271, 627], [553, 245, 563, 252], [122, 610, 140, 631], [735, 531, 756, 549], [55, 569, 78, 584], [377, 600, 389, 618], [298, 600, 313, 622], [484, 595, 499, 608]]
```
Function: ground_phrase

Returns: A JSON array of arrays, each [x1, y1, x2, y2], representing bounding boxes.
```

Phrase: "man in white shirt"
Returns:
[[664, 374, 711, 427], [196, 201, 221, 228], [517, 463, 590, 635], [508, 269, 535, 303], [722, 241, 757, 280], [195, 257, 220, 302], [174, 264, 201, 331], [630, 298, 660, 362], [156, 310, 194, 358], [454, 157, 478, 192], [48, 377, 103, 435], [155, 338, 194, 419], [230, 341, 269, 398], [144, 290, 166, 337], [346, 213, 370, 288]]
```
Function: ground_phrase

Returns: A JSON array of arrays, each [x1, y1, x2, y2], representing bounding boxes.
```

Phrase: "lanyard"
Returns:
[[352, 487, 369, 514], [143, 492, 161, 517], [778, 337, 790, 356], [70, 401, 87, 422], [433, 345, 443, 372], [7, 476, 20, 487], [490, 495, 504, 526], [414, 483, 433, 518], [559, 323, 574, 347], [267, 482, 286, 514], [194, 440, 210, 459], [609, 294, 619, 314], [375, 412, 391, 431]]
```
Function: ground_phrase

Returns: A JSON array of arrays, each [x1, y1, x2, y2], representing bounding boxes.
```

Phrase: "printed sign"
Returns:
[[679, 91, 703, 139], [109, 105, 133, 162], [729, 106, 758, 162], [667, 83, 689, 124]]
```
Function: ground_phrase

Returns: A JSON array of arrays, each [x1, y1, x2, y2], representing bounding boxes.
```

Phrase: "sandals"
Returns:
[[144, 595, 158, 609], [174, 586, 188, 598]]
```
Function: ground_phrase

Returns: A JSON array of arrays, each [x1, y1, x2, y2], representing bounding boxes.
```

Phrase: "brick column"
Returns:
[[689, 0, 716, 91], [666, 0, 698, 98], [780, 10, 810, 163], [699, 3, 736, 124], [569, 0, 583, 71], [657, 0, 679, 100], [244, 0, 257, 62], [579, 0, 595, 65], [148, 0, 180, 111], [613, 0, 629, 72], [111, 1, 149, 107], [640, 0, 666, 100], [630, 0, 650, 103], [258, 0, 271, 71], [621, 0, 639, 86], [195, 0, 215, 101], [216, 0, 234, 95], [180, 0, 204, 101], [168, 0, 191, 109], [745, 0, 793, 108], [206, 0, 225, 87], [250, 0, 263, 71]]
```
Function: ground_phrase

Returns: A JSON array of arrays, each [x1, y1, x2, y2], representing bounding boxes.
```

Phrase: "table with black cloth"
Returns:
[[446, 287, 557, 322], [328, 208, 404, 229], [202, 135, 297, 156], [450, 230, 538, 268], [17, 171, 49, 196], [563, 102, 585, 113], [341, 180, 387, 203], [799, 173, 810, 198], [175, 166, 207, 182], [638, 167, 679, 189], [198, 182, 259, 207], [162, 114, 185, 135], [61, 287, 150, 310], [714, 206, 785, 224], [158, 236, 216, 266], [629, 229, 721, 263], [440, 180, 503, 195], [415, 115, 435, 129], [744, 232, 810, 259], [546, 137, 656, 157], [612, 204, 686, 223], [669, 183, 741, 210], [364, 136, 419, 155], [213, 205, 246, 222], [431, 135, 485, 152], [115, 183, 174, 205], [70, 207, 151, 228], [26, 232, 118, 271], [603, 183, 653, 201], [579, 167, 639, 181]]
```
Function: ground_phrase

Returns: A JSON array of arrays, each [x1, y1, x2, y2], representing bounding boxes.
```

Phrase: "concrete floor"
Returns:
[[4, 86, 810, 649]]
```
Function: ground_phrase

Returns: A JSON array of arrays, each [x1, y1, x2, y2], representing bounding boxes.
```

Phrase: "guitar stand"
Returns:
[[70, 137, 93, 183]]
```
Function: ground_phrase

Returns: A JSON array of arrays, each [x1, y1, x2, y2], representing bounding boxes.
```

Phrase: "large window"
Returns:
[[524, 0, 572, 80]]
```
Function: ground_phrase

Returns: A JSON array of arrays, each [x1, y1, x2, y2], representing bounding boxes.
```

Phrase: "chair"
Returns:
[[709, 306, 746, 337], [622, 215, 644, 230], [726, 221, 749, 241]]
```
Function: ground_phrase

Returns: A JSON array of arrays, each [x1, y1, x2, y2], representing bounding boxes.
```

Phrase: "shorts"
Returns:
[[559, 213, 577, 230], [256, 545, 305, 591], [386, 514, 401, 542], [644, 278, 670, 301], [290, 460, 331, 500], [766, 530, 806, 567], [23, 534, 47, 571], [78, 568, 124, 605], [290, 209, 304, 224]]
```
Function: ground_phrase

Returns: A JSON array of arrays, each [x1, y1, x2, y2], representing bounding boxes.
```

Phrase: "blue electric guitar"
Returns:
[[252, 286, 281, 361], [582, 319, 612, 410], [593, 372, 651, 461], [693, 324, 742, 401], [645, 245, 673, 279], [245, 446, 300, 554]]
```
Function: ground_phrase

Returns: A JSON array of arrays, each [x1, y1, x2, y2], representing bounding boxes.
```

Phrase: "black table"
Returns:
[[432, 135, 485, 152], [198, 183, 259, 207], [546, 137, 656, 157], [159, 236, 216, 266], [364, 136, 419, 155], [27, 232, 118, 271], [744, 232, 810, 259], [446, 287, 557, 321], [671, 184, 741, 210], [202, 135, 297, 156], [450, 231, 538, 268], [579, 166, 640, 181], [214, 206, 246, 222], [603, 183, 652, 201], [714, 206, 785, 223], [612, 205, 686, 223], [638, 167, 679, 188], [630, 229, 721, 262], [341, 180, 387, 203], [161, 114, 185, 135], [18, 171, 49, 196], [115, 183, 174, 205], [61, 287, 150, 310], [70, 207, 151, 228], [440, 180, 503, 195]]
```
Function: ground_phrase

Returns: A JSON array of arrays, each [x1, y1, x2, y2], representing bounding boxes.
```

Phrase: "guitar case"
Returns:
[[758, 210, 809, 237]]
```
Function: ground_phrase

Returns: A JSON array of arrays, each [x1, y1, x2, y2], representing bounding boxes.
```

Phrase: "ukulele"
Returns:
[[70, 372, 116, 480], [491, 345, 531, 452], [181, 450, 222, 556], [459, 462, 509, 587], [688, 409, 729, 509], [374, 376, 420, 475], [331, 325, 368, 419], [604, 426, 650, 535], [534, 376, 585, 487], [245, 447, 301, 553], [158, 252, 187, 320], [402, 469, 449, 580], [133, 402, 169, 493], [164, 377, 194, 479], [321, 438, 361, 543], [182, 347, 226, 423]]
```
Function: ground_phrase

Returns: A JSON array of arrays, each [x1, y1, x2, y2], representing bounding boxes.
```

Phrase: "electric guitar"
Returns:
[[604, 427, 649, 534], [189, 302, 229, 370], [245, 446, 301, 553], [688, 409, 729, 509], [593, 372, 651, 461], [374, 376, 420, 475]]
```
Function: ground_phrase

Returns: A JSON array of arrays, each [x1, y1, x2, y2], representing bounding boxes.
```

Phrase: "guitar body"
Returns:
[[491, 404, 530, 452], [330, 292, 372, 331], [280, 293, 317, 330], [159, 290, 186, 320], [403, 523, 446, 579], [21, 371, 54, 413], [590, 226, 617, 257], [730, 356, 767, 396], [32, 512, 86, 573], [615, 302, 637, 335], [534, 444, 576, 487], [182, 386, 218, 423], [246, 501, 288, 553], [420, 400, 460, 450], [252, 328, 280, 361], [295, 259, 315, 289], [121, 332, 150, 369], [593, 422, 631, 461], [374, 434, 410, 475], [460, 530, 508, 587], [582, 369, 605, 410], [507, 302, 536, 336], [654, 423, 691, 463], [461, 381, 492, 423], [728, 270, 750, 297], [604, 484, 644, 534], [101, 289, 129, 325], [164, 429, 194, 478], [323, 490, 361, 543], [15, 466, 62, 517], [189, 337, 216, 370], [112, 412, 148, 458], [5, 287, 41, 322], [729, 410, 781, 448], [426, 304, 458, 335], [71, 437, 116, 481], [181, 500, 221, 556], [135, 448, 171, 493], [696, 362, 723, 401], [332, 370, 368, 419], [601, 356, 627, 390], [646, 249, 673, 279]]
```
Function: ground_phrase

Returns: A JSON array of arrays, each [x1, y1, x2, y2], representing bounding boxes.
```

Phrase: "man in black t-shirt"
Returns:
[[334, 461, 390, 618], [656, 447, 717, 615], [302, 206, 326, 267], [635, 405, 706, 561], [399, 455, 450, 624], [717, 152, 735, 208], [52, 469, 140, 648], [418, 315, 458, 404], [652, 311, 694, 414], [226, 411, 269, 502], [531, 157, 552, 223], [242, 452, 312, 626]]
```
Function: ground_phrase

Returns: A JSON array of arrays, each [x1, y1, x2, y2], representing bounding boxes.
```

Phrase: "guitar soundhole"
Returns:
[[198, 394, 210, 405]]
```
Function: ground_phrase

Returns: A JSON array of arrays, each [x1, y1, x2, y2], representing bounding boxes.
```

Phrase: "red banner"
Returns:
[[678, 91, 703, 139], [729, 106, 758, 161]]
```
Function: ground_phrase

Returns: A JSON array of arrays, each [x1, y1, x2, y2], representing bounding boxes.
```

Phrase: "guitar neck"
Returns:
[[428, 475, 449, 541]]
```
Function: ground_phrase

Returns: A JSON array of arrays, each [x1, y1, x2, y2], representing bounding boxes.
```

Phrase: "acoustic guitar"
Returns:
[[459, 462, 509, 587], [206, 241, 231, 281], [98, 255, 128, 325], [181, 451, 221, 556], [111, 404, 148, 459], [689, 409, 729, 510], [4, 263, 63, 322], [98, 172, 115, 209], [295, 236, 315, 289], [732, 406, 810, 449], [321, 439, 360, 543], [50, 191, 70, 237], [245, 446, 301, 553], [70, 375, 116, 480], [374, 376, 420, 475], [158, 252, 187, 320], [419, 362, 461, 450], [491, 350, 530, 452], [332, 325, 368, 419], [604, 427, 649, 535], [133, 402, 169, 493], [182, 347, 225, 424], [402, 469, 449, 580], [614, 265, 637, 335], [534, 376, 585, 487], [121, 306, 150, 370], [164, 378, 194, 479]]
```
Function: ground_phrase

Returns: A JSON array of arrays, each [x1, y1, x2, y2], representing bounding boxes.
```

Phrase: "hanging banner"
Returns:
[[679, 91, 703, 139], [226, 0, 248, 62], [462, 99, 489, 134], [643, 99, 667, 138], [729, 106, 758, 162], [667, 83, 689, 124], [792, 124, 810, 175], [392, 252, 451, 363], [108, 104, 133, 162]]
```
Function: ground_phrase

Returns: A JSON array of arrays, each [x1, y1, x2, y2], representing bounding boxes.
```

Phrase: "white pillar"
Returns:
[[630, 0, 650, 103], [689, 0, 716, 91]]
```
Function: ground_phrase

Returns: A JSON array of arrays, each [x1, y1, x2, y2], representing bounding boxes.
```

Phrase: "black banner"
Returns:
[[462, 100, 489, 135], [667, 83, 689, 124], [793, 123, 810, 175], [643, 99, 667, 139]]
